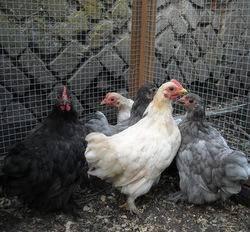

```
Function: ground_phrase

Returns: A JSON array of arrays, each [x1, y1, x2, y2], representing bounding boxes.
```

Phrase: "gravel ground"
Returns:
[[0, 173, 249, 232], [1, 97, 249, 232]]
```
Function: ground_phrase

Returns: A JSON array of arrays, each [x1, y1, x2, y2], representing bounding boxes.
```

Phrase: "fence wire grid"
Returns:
[[0, 0, 249, 157], [153, 0, 249, 155]]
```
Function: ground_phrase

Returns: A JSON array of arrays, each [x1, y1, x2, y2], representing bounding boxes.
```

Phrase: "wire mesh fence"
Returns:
[[0, 0, 249, 157], [0, 0, 133, 155], [153, 0, 249, 154]]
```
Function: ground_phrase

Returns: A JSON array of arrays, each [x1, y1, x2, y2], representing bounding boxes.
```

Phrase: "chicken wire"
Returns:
[[153, 0, 249, 154], [0, 0, 249, 157], [0, 0, 133, 156]]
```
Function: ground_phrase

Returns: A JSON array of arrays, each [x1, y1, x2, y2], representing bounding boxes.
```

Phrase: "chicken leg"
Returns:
[[119, 197, 140, 214], [127, 196, 140, 215], [168, 191, 187, 203]]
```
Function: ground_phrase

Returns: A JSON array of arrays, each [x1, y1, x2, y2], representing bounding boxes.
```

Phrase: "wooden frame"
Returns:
[[129, 0, 157, 94]]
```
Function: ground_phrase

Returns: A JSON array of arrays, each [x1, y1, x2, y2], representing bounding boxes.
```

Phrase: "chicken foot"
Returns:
[[168, 191, 187, 203], [127, 196, 140, 215], [119, 196, 140, 214], [62, 198, 81, 220], [119, 202, 128, 209]]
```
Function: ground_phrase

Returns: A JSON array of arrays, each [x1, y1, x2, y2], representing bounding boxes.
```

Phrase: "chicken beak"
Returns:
[[101, 92, 111, 105], [100, 99, 106, 105], [176, 89, 188, 104], [177, 96, 186, 104], [179, 88, 188, 95]]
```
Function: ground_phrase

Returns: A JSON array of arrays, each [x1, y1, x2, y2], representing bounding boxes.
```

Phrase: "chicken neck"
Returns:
[[145, 92, 174, 121]]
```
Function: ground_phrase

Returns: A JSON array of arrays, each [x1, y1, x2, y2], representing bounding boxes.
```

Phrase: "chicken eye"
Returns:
[[151, 87, 157, 93], [189, 99, 194, 104], [169, 86, 175, 91], [110, 98, 115, 102]]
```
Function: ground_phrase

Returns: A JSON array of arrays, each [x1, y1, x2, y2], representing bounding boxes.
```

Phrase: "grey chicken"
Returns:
[[169, 93, 250, 204]]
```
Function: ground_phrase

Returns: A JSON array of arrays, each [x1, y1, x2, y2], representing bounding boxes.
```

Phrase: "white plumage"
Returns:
[[116, 97, 134, 123], [101, 92, 134, 123], [85, 80, 187, 213]]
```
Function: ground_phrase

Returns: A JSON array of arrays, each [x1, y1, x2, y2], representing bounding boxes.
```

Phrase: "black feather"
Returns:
[[2, 86, 88, 213]]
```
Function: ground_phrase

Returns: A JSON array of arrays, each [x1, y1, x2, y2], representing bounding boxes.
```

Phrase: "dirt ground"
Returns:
[[0, 173, 249, 232]]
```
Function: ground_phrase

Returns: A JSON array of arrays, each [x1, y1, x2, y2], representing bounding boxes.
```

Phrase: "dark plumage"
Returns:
[[170, 93, 250, 204], [234, 154, 250, 207], [85, 83, 157, 136], [2, 86, 87, 214], [234, 181, 250, 207]]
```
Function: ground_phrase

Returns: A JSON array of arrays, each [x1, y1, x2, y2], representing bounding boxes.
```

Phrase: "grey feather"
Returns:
[[85, 83, 157, 135], [174, 93, 250, 205]]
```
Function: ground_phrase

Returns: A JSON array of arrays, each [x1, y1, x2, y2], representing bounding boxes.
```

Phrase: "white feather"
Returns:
[[85, 82, 183, 210], [117, 98, 134, 123]]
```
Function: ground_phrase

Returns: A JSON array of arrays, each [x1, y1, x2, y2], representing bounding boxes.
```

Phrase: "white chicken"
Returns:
[[101, 92, 134, 123], [85, 80, 187, 214]]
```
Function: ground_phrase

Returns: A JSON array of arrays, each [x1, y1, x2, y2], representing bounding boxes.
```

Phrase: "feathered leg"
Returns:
[[62, 198, 80, 220]]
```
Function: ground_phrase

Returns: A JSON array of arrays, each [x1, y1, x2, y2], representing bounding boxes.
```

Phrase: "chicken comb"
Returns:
[[102, 92, 110, 102], [170, 79, 183, 88], [104, 92, 118, 99], [62, 86, 69, 100], [105, 92, 111, 98]]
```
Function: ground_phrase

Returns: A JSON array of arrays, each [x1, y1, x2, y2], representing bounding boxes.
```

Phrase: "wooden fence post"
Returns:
[[129, 0, 157, 95]]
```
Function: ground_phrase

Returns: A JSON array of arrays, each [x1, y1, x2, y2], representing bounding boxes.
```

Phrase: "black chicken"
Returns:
[[85, 83, 157, 136], [2, 86, 87, 214], [169, 93, 250, 204]]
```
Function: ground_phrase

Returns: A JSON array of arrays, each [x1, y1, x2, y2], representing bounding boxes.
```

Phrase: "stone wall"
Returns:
[[154, 0, 249, 101], [0, 0, 132, 155], [154, 0, 249, 152], [0, 0, 249, 156]]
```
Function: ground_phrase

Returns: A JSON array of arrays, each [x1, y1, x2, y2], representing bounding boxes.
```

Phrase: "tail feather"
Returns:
[[225, 164, 249, 181], [85, 133, 122, 181], [220, 150, 250, 195], [224, 151, 250, 180]]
